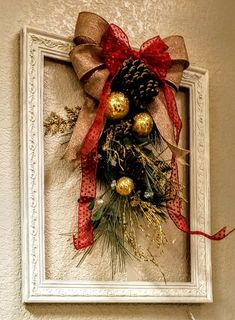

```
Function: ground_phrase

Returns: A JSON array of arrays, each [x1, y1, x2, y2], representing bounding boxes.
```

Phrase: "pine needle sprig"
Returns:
[[74, 188, 168, 278]]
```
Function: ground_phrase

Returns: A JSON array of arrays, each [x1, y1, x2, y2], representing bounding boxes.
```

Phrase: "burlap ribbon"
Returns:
[[63, 12, 190, 166]]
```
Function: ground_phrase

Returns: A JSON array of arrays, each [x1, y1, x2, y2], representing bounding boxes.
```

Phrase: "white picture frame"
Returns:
[[21, 27, 212, 303]]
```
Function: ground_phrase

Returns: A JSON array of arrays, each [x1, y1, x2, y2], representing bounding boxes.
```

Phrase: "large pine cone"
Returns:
[[111, 59, 160, 111]]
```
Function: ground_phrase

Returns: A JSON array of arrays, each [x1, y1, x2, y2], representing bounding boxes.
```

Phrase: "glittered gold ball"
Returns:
[[132, 112, 154, 136], [105, 92, 129, 120], [116, 177, 134, 196]]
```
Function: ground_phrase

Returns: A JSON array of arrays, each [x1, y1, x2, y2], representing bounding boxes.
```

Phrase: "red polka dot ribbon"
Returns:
[[73, 81, 111, 249]]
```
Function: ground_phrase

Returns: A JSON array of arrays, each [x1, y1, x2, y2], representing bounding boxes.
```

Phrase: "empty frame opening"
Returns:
[[43, 57, 191, 282]]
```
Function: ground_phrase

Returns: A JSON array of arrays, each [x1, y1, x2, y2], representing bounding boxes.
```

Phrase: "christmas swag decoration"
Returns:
[[45, 12, 234, 273]]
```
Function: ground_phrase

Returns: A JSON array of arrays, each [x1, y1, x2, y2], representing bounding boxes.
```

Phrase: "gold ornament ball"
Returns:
[[132, 112, 154, 136], [105, 92, 129, 120], [116, 177, 134, 196]]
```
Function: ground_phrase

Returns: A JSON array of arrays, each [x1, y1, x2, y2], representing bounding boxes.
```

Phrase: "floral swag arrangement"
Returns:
[[45, 12, 234, 274]]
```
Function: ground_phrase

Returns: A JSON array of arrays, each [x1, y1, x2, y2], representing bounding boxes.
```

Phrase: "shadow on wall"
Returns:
[[25, 303, 200, 319]]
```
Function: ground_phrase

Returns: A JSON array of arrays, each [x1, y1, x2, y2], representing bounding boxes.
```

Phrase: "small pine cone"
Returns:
[[111, 59, 160, 110], [124, 149, 145, 179], [113, 120, 132, 139]]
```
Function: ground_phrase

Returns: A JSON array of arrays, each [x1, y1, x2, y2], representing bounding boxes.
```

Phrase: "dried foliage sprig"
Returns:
[[44, 106, 81, 135]]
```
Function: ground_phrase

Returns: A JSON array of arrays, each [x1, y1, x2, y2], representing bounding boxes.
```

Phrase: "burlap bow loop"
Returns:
[[73, 11, 110, 45], [70, 12, 111, 100], [64, 11, 190, 166], [70, 45, 105, 80], [70, 44, 110, 99]]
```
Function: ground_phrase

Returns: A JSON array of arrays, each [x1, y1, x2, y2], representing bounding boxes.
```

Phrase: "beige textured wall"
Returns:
[[0, 0, 235, 319]]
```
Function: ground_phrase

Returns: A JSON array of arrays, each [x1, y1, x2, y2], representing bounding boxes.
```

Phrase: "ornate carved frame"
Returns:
[[21, 27, 212, 303]]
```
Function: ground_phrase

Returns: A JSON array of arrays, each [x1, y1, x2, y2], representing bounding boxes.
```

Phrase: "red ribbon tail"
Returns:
[[73, 206, 93, 250], [167, 159, 235, 241], [168, 209, 235, 240], [189, 227, 235, 240], [73, 80, 112, 250], [162, 82, 182, 144]]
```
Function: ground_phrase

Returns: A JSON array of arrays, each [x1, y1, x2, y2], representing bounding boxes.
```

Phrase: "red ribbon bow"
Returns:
[[102, 24, 171, 78], [102, 24, 182, 143]]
